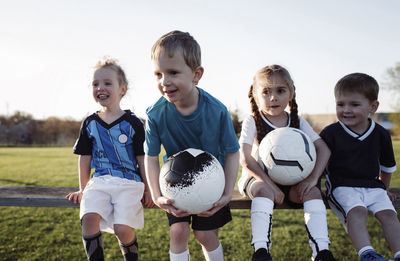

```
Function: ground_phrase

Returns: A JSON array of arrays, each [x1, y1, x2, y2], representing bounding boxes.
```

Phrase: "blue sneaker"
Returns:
[[394, 256, 400, 261], [360, 250, 389, 261]]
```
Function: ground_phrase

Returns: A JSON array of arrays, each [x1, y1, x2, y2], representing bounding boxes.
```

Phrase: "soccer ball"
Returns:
[[258, 127, 316, 185], [159, 148, 225, 214]]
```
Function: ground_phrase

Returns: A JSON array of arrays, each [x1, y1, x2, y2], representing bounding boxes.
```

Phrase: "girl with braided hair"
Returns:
[[238, 65, 336, 261]]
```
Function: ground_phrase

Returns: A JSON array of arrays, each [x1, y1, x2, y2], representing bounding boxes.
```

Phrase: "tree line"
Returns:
[[0, 111, 81, 146], [0, 110, 243, 146]]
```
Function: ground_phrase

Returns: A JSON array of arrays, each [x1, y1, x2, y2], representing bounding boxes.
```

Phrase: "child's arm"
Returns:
[[136, 155, 154, 208], [239, 143, 284, 204], [198, 151, 240, 217], [380, 171, 396, 202], [296, 138, 331, 201], [66, 155, 92, 204], [145, 155, 189, 217]]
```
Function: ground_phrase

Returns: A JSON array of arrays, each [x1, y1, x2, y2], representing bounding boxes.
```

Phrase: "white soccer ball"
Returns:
[[258, 127, 316, 185], [159, 148, 225, 214]]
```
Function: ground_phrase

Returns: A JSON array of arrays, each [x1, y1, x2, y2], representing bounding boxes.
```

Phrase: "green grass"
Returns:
[[0, 142, 399, 260]]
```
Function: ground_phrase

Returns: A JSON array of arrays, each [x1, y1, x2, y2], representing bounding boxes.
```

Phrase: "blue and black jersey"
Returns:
[[74, 110, 145, 182]]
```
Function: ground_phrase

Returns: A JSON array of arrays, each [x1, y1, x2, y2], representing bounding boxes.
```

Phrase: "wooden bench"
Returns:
[[1, 186, 399, 209]]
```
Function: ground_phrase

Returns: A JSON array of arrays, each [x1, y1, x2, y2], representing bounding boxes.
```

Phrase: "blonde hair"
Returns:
[[334, 72, 379, 102], [248, 65, 299, 143], [151, 30, 201, 71], [94, 57, 128, 95]]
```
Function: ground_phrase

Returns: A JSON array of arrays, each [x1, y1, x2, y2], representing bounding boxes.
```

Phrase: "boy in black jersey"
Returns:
[[320, 73, 400, 261]]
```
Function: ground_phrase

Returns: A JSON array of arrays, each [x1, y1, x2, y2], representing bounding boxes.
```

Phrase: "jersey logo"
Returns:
[[118, 134, 128, 144]]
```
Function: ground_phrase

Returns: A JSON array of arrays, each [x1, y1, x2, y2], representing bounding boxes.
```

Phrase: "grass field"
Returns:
[[0, 142, 399, 260]]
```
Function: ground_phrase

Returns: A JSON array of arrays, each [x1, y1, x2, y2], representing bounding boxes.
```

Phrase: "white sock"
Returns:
[[170, 249, 190, 261], [251, 197, 274, 252], [358, 246, 374, 256], [304, 199, 330, 258], [202, 242, 223, 261]]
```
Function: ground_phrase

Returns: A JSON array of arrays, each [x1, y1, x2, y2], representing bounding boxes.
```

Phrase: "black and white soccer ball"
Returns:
[[159, 148, 225, 214], [258, 127, 316, 185]]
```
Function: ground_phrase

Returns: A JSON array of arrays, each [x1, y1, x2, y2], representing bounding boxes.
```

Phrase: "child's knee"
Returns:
[[170, 223, 190, 244], [81, 213, 101, 234], [375, 209, 399, 224], [193, 229, 218, 246], [113, 224, 134, 242]]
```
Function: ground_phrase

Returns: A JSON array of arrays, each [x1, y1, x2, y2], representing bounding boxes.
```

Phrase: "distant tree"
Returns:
[[383, 63, 400, 137], [383, 62, 400, 110], [229, 108, 242, 137]]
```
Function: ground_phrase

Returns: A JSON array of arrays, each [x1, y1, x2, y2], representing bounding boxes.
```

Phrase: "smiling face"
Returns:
[[254, 74, 293, 120], [335, 91, 379, 134], [153, 49, 203, 108], [92, 67, 126, 110]]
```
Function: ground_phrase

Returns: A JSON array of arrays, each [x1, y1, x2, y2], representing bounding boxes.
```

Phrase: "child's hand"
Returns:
[[295, 176, 318, 202], [141, 190, 155, 208], [65, 191, 83, 204], [270, 184, 285, 205], [387, 190, 397, 202], [197, 194, 231, 217], [155, 196, 190, 217]]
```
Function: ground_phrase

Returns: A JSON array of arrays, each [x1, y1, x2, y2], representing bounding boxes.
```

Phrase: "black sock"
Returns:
[[119, 238, 138, 261], [82, 232, 104, 261]]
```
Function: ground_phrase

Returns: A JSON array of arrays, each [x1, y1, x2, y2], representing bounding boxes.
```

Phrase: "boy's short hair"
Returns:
[[151, 30, 201, 71], [334, 72, 379, 102]]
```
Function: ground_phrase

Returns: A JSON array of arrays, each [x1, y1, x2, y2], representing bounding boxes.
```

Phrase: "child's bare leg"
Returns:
[[114, 224, 138, 261], [194, 229, 223, 261], [81, 213, 101, 235], [169, 222, 191, 260], [114, 224, 135, 244], [346, 206, 371, 252], [375, 209, 400, 254], [81, 213, 103, 260]]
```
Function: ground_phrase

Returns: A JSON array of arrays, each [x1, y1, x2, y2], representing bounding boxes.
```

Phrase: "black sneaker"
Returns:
[[314, 250, 337, 261], [252, 248, 272, 261]]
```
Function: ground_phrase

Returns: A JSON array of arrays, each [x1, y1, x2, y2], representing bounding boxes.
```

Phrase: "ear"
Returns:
[[192, 66, 204, 85], [120, 84, 128, 97], [370, 100, 379, 114]]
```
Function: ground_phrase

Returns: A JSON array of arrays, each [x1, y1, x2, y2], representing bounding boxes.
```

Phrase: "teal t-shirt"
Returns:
[[144, 87, 239, 167]]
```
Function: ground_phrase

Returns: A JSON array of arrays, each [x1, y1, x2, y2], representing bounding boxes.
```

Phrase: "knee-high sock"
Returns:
[[119, 238, 138, 261], [170, 249, 190, 261], [304, 199, 330, 258], [82, 232, 104, 261], [202, 242, 223, 261], [251, 197, 274, 252]]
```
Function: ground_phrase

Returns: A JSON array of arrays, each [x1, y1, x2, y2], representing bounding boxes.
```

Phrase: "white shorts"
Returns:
[[328, 186, 396, 225], [80, 175, 145, 234]]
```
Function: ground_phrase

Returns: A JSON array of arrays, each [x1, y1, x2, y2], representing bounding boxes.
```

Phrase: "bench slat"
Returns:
[[1, 186, 399, 209]]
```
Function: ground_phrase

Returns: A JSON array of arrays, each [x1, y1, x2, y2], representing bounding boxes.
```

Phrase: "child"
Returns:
[[238, 65, 336, 261], [144, 30, 240, 261], [66, 58, 153, 261], [320, 73, 400, 261]]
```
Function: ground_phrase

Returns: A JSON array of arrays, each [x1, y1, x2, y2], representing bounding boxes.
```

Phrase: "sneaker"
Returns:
[[252, 248, 272, 261], [394, 256, 400, 261], [360, 250, 389, 261], [314, 250, 337, 261]]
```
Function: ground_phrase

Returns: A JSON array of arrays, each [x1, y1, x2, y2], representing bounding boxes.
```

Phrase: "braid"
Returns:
[[289, 90, 300, 129], [249, 85, 266, 144]]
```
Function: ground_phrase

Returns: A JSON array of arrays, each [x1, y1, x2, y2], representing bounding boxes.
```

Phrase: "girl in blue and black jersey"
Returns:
[[66, 58, 153, 261]]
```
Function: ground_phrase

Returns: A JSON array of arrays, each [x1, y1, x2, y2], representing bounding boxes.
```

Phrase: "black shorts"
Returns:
[[277, 184, 303, 209], [166, 204, 232, 231]]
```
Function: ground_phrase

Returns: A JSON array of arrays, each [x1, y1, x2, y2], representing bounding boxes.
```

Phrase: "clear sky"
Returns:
[[1, 0, 400, 121]]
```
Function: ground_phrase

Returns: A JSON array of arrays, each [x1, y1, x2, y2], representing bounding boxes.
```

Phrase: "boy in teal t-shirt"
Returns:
[[144, 30, 239, 261]]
